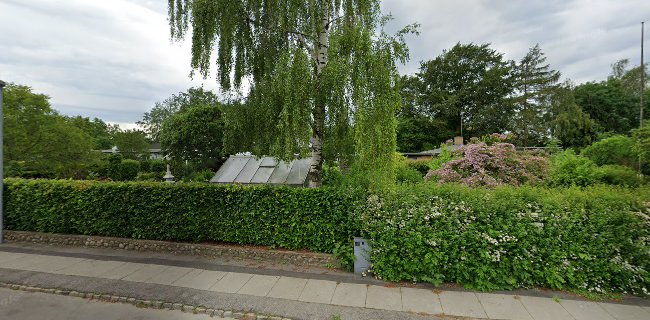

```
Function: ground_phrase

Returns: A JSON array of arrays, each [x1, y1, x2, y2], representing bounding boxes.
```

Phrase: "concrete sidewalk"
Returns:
[[0, 246, 648, 320]]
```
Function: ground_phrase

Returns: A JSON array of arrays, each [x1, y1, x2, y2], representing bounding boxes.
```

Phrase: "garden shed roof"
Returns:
[[210, 155, 311, 187]]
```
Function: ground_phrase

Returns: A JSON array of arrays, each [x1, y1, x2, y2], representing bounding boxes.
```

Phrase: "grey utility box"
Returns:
[[353, 237, 371, 274]]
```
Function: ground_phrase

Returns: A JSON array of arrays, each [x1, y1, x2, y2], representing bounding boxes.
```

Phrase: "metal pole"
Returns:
[[0, 80, 5, 244]]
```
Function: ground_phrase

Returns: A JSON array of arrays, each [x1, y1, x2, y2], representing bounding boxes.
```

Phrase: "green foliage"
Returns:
[[3, 83, 99, 179], [404, 159, 430, 176], [4, 179, 364, 254], [511, 44, 561, 147], [169, 0, 414, 186], [64, 116, 119, 150], [139, 160, 166, 174], [597, 165, 641, 187], [632, 122, 650, 174], [363, 184, 650, 294], [428, 144, 454, 171], [112, 129, 149, 160], [322, 164, 345, 187], [106, 155, 140, 181], [139, 87, 220, 142], [119, 160, 141, 181], [574, 79, 639, 135], [415, 43, 515, 140], [396, 75, 451, 152], [548, 150, 601, 187], [393, 153, 423, 184], [135, 172, 163, 182], [160, 104, 224, 166], [581, 135, 639, 167], [185, 169, 214, 182], [550, 85, 597, 148]]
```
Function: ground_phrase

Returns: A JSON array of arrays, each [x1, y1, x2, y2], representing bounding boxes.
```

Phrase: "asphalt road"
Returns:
[[0, 287, 222, 320]]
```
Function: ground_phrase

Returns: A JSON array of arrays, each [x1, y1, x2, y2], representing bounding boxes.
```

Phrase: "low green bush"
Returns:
[[4, 179, 363, 253], [598, 165, 642, 187], [582, 135, 638, 168], [404, 159, 430, 176], [363, 184, 650, 295], [548, 150, 601, 187]]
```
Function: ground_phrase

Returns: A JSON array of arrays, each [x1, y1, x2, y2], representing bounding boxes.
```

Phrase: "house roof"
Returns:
[[210, 155, 311, 186], [402, 144, 464, 156]]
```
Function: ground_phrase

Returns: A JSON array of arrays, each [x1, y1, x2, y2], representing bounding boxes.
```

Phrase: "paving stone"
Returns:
[[560, 300, 614, 320], [209, 273, 253, 293], [267, 277, 307, 300], [330, 283, 367, 308], [438, 291, 487, 318], [598, 302, 650, 320], [172, 269, 226, 290], [28, 256, 86, 273], [1, 254, 52, 269], [144, 266, 194, 285], [0, 252, 28, 266], [298, 279, 337, 304], [58, 260, 125, 277], [97, 262, 147, 280], [518, 295, 573, 320], [476, 293, 532, 320], [365, 285, 402, 311], [121, 264, 169, 282], [238, 275, 279, 297], [401, 287, 443, 315]]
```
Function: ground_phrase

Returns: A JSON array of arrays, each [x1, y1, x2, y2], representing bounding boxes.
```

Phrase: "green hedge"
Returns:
[[4, 178, 649, 296], [364, 184, 650, 295], [3, 179, 363, 253]]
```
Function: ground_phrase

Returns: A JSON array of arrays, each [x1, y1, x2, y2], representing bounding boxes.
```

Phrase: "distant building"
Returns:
[[402, 136, 464, 161], [100, 143, 165, 160], [210, 154, 311, 187]]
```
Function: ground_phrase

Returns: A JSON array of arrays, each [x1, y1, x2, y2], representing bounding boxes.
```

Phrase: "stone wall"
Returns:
[[4, 231, 337, 268]]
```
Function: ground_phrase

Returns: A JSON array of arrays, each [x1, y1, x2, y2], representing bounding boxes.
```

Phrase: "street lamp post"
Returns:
[[0, 80, 5, 244]]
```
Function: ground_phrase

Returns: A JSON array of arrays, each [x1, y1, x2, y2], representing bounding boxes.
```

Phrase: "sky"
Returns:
[[0, 0, 648, 128]]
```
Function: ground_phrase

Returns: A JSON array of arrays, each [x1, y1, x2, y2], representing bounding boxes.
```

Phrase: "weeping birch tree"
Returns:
[[168, 0, 415, 187]]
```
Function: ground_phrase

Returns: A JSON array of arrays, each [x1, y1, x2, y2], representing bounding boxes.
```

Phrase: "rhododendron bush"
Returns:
[[426, 142, 549, 187]]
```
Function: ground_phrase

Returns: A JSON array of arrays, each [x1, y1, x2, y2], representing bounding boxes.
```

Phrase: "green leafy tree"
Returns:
[[3, 83, 98, 178], [112, 129, 149, 160], [396, 75, 453, 152], [511, 44, 561, 146], [549, 85, 597, 148], [168, 0, 416, 188], [65, 116, 119, 149], [575, 79, 639, 134], [160, 104, 224, 167], [415, 43, 514, 141], [581, 135, 638, 168], [138, 87, 220, 142], [632, 120, 650, 173]]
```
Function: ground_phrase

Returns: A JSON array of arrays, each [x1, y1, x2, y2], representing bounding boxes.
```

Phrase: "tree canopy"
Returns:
[[168, 0, 415, 187], [402, 43, 513, 144], [138, 87, 220, 142], [3, 83, 98, 178], [511, 44, 561, 147], [160, 104, 225, 168]]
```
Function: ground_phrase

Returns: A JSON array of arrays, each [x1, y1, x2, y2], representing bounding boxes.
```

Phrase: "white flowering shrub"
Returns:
[[363, 184, 650, 295]]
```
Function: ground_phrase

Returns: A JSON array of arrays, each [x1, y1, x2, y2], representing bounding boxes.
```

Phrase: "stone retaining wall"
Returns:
[[3, 231, 337, 268]]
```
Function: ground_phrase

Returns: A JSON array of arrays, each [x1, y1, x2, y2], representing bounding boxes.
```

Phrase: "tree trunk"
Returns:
[[307, 17, 329, 188]]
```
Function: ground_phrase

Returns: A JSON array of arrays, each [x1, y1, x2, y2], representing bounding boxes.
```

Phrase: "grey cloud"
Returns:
[[0, 0, 647, 126]]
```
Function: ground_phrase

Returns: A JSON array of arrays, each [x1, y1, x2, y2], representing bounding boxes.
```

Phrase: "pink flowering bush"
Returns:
[[425, 142, 549, 187]]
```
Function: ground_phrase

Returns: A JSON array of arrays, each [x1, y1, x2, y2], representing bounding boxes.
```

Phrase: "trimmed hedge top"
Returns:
[[3, 179, 363, 253]]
